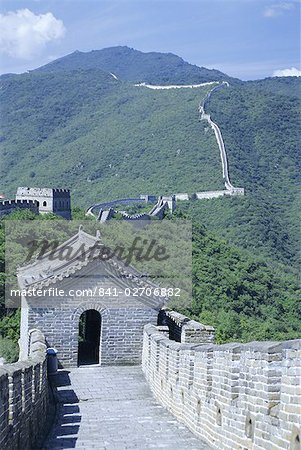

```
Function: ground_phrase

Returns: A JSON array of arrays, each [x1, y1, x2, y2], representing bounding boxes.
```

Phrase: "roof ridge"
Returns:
[[18, 228, 100, 273]]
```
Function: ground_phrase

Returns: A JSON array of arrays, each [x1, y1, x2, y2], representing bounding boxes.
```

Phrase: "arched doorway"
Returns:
[[78, 309, 101, 365]]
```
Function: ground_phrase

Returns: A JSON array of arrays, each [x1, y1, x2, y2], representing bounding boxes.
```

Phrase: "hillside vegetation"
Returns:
[[0, 47, 300, 349], [0, 70, 224, 202], [1, 53, 300, 266], [179, 77, 301, 268]]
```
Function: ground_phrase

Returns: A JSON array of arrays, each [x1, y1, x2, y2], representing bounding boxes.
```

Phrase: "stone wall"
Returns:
[[119, 211, 151, 221], [93, 195, 176, 221], [142, 324, 301, 450], [0, 329, 50, 449], [175, 193, 190, 201], [230, 187, 245, 196], [20, 261, 162, 367], [87, 197, 156, 216], [97, 207, 115, 221], [196, 190, 230, 199], [26, 303, 158, 367], [159, 195, 176, 213], [0, 199, 38, 217], [195, 189, 244, 199], [159, 309, 215, 344], [52, 189, 71, 219]]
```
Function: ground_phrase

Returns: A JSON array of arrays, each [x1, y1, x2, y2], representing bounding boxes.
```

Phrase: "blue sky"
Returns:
[[0, 0, 300, 79]]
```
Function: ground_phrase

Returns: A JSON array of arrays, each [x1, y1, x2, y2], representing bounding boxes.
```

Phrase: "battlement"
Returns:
[[0, 199, 38, 206], [119, 211, 151, 221], [16, 187, 70, 197], [0, 199, 38, 216], [53, 188, 70, 193], [142, 322, 301, 450], [159, 309, 215, 343], [0, 330, 50, 449]]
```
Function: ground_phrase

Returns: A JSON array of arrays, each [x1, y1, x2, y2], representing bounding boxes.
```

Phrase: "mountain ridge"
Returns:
[[0, 47, 300, 269], [32, 45, 239, 85], [0, 46, 300, 347]]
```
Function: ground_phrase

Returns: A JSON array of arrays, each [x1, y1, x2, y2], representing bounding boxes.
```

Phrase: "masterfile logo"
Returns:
[[5, 220, 192, 309]]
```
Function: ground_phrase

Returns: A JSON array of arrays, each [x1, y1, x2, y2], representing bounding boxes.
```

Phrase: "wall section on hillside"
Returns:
[[0, 330, 50, 449]]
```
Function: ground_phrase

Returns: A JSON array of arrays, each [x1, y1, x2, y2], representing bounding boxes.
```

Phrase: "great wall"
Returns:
[[86, 81, 244, 221], [0, 188, 71, 219], [1, 311, 300, 449], [142, 316, 301, 450], [0, 82, 299, 449], [0, 330, 50, 449], [0, 199, 39, 216], [0, 82, 243, 221]]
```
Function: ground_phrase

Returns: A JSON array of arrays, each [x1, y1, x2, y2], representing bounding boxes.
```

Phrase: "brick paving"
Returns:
[[43, 366, 211, 450]]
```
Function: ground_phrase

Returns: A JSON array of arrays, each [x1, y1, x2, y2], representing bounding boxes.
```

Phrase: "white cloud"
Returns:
[[263, 2, 294, 17], [273, 67, 301, 77], [0, 9, 66, 59]]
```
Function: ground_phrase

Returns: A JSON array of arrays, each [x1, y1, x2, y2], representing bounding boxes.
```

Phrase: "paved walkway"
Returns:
[[43, 366, 210, 450]]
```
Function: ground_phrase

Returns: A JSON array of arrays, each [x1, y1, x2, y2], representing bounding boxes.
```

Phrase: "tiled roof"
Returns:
[[17, 228, 166, 309]]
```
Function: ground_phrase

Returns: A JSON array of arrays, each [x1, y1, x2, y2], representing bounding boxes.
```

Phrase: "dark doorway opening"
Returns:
[[78, 310, 101, 366]]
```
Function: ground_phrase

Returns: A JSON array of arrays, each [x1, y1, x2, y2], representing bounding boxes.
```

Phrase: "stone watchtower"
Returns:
[[16, 187, 71, 220], [18, 229, 165, 367]]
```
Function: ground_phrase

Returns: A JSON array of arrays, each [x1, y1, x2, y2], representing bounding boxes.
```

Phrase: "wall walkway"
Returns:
[[43, 365, 210, 449]]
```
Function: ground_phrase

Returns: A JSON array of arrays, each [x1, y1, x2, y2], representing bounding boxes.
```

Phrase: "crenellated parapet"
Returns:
[[0, 330, 50, 449], [0, 199, 39, 217], [142, 322, 301, 450], [159, 309, 215, 344], [119, 211, 151, 221]]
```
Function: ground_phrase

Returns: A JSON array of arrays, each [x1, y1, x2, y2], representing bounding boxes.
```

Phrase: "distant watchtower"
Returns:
[[16, 187, 71, 219]]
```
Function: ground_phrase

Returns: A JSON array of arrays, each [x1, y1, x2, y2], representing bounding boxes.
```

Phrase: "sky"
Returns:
[[0, 0, 300, 80]]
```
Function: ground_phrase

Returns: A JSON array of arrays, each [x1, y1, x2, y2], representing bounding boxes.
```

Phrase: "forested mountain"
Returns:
[[1, 48, 300, 267], [0, 70, 224, 200], [178, 77, 300, 268], [33, 46, 237, 84], [0, 47, 300, 356]]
